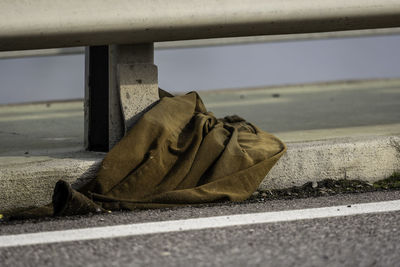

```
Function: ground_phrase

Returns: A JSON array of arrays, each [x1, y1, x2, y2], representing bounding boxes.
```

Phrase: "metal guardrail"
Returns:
[[1, 27, 400, 59], [1, 0, 400, 52]]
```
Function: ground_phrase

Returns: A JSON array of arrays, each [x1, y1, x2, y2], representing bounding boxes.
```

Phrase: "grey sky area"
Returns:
[[0, 35, 399, 104]]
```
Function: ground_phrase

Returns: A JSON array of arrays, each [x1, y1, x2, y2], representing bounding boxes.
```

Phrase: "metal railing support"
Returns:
[[84, 46, 109, 152], [85, 43, 158, 151]]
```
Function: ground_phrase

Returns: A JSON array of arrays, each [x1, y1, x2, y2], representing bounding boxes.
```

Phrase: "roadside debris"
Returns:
[[249, 172, 400, 202]]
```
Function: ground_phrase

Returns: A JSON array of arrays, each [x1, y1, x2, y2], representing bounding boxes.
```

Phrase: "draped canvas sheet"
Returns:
[[10, 91, 286, 218]]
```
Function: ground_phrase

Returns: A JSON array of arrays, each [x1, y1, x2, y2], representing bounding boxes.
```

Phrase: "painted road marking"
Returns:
[[205, 97, 290, 108], [1, 200, 400, 248]]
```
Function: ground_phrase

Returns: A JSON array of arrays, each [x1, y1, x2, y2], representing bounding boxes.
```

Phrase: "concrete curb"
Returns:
[[261, 135, 400, 190], [1, 136, 399, 212], [0, 152, 103, 212]]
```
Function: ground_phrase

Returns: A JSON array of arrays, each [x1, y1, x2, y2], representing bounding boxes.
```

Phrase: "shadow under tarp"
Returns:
[[7, 91, 286, 219]]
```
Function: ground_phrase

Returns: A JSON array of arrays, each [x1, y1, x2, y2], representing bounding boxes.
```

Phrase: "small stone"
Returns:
[[347, 205, 352, 208], [326, 189, 335, 194], [161, 251, 171, 256], [319, 189, 329, 196], [252, 191, 259, 197], [312, 181, 318, 188], [261, 192, 268, 198]]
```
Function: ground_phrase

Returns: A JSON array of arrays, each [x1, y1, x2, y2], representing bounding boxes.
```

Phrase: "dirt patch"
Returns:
[[249, 172, 400, 202]]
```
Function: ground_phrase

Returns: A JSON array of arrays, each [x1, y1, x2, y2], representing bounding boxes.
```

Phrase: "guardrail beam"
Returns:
[[1, 0, 400, 51]]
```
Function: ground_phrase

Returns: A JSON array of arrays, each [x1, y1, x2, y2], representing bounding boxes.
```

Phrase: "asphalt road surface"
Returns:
[[199, 79, 400, 133], [1, 190, 400, 267]]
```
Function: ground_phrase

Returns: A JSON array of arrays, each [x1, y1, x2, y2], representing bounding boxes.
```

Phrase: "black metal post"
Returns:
[[84, 46, 109, 152]]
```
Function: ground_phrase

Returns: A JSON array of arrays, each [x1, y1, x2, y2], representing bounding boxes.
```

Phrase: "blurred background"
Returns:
[[0, 34, 399, 104]]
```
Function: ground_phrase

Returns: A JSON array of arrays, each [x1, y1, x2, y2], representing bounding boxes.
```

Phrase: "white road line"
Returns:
[[1, 200, 400, 248], [205, 98, 290, 108]]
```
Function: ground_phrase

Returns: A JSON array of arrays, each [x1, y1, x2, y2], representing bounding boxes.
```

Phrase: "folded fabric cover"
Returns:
[[9, 91, 286, 219]]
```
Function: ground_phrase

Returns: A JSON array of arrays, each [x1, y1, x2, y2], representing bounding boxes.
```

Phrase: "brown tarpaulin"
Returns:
[[8, 91, 286, 219]]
